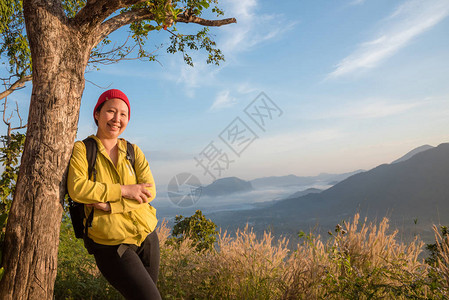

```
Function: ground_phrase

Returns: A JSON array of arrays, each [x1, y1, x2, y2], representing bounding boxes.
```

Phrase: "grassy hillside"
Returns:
[[56, 214, 449, 299]]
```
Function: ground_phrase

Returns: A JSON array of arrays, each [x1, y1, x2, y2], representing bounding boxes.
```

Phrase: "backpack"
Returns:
[[68, 137, 135, 239]]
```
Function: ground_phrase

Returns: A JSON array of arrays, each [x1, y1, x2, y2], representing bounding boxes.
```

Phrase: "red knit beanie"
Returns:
[[93, 89, 131, 121]]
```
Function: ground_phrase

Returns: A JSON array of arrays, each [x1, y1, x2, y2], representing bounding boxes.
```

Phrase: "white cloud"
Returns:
[[311, 99, 424, 120], [175, 65, 203, 98], [220, 0, 297, 55], [339, 101, 422, 119], [236, 82, 259, 95], [328, 0, 449, 78], [152, 0, 295, 98], [231, 0, 257, 20], [162, 57, 222, 98], [254, 129, 346, 153], [209, 90, 237, 111], [350, 0, 366, 5]]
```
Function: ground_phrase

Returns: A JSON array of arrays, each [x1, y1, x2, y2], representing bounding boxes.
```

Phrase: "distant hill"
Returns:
[[250, 170, 364, 189], [210, 143, 449, 243], [392, 145, 434, 164], [201, 177, 253, 197], [285, 188, 322, 199]]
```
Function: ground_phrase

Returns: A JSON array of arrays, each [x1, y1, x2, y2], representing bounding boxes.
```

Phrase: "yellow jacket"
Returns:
[[67, 135, 157, 246]]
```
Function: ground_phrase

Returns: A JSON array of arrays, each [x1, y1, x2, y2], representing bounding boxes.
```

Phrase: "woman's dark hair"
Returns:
[[94, 102, 106, 126]]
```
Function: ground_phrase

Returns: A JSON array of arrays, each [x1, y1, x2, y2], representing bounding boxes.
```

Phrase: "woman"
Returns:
[[67, 89, 161, 299]]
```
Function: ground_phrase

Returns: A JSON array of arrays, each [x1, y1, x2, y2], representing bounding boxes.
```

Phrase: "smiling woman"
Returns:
[[94, 97, 130, 155], [67, 89, 161, 300]]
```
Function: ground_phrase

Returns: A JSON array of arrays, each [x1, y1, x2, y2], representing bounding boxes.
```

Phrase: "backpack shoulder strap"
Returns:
[[125, 140, 135, 169], [81, 137, 97, 238], [82, 137, 97, 181]]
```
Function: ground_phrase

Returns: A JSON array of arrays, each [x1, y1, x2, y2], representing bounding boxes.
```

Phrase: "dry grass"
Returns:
[[428, 225, 449, 298], [209, 226, 289, 299], [156, 214, 449, 300], [283, 214, 428, 299]]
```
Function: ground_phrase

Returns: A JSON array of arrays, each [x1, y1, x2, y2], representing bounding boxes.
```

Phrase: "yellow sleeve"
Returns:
[[109, 144, 156, 214], [67, 141, 122, 204], [134, 144, 157, 202]]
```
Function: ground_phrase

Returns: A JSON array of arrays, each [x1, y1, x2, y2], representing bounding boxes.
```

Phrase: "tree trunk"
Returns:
[[0, 2, 91, 298]]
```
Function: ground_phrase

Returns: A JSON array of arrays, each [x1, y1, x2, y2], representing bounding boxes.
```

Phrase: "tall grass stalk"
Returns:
[[56, 214, 449, 299], [158, 214, 435, 299]]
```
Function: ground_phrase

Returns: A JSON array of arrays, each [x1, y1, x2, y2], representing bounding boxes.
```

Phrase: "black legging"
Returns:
[[90, 231, 161, 300]]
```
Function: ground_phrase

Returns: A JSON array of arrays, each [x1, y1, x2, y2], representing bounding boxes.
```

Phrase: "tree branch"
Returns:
[[85, 79, 112, 89], [93, 9, 155, 45], [176, 14, 237, 27], [89, 34, 136, 65], [94, 8, 236, 46], [2, 97, 10, 126], [11, 101, 27, 131], [0, 75, 32, 101], [1, 97, 26, 140], [74, 0, 146, 32]]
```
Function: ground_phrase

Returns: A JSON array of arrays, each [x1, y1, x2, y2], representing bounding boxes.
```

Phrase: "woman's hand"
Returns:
[[120, 183, 153, 204], [87, 202, 111, 212]]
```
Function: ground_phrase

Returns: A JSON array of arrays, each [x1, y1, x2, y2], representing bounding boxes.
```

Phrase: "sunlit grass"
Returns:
[[157, 214, 449, 299], [56, 214, 449, 299]]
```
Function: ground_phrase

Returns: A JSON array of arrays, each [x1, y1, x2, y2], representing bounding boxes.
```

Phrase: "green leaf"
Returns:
[[199, 1, 210, 9], [0, 213, 7, 227], [143, 24, 155, 31]]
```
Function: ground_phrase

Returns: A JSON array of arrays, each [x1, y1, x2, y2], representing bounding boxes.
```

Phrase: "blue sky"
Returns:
[[3, 0, 449, 188]]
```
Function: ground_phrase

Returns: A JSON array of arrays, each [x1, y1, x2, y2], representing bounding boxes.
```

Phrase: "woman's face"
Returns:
[[94, 98, 129, 140]]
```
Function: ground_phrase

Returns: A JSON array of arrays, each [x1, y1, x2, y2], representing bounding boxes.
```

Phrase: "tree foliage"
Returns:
[[0, 131, 25, 280], [0, 132, 25, 203], [0, 0, 31, 101], [0, 0, 30, 77], [171, 209, 218, 252], [0, 0, 235, 99]]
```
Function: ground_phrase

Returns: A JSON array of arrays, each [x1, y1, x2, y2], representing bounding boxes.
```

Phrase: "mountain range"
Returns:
[[249, 170, 364, 189], [391, 144, 434, 164], [201, 176, 253, 197], [209, 143, 449, 243], [285, 188, 322, 199], [198, 170, 363, 198]]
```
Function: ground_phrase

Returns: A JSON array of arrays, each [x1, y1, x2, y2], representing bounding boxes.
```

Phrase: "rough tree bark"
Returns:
[[0, 0, 235, 298], [0, 1, 91, 299]]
